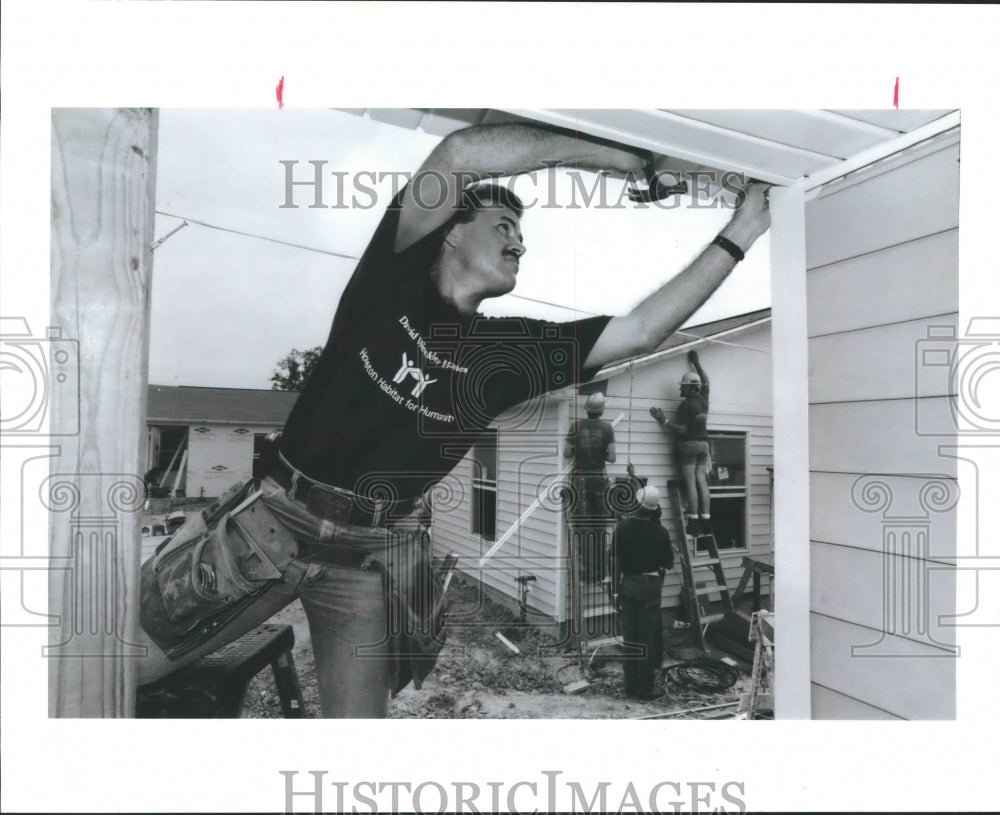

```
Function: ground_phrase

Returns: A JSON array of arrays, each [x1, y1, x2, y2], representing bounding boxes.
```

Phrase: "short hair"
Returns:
[[450, 182, 525, 225]]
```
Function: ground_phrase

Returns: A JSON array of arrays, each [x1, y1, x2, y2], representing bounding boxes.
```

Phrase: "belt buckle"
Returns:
[[306, 485, 353, 525]]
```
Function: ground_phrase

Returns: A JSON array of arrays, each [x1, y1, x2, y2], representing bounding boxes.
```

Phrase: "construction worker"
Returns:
[[651, 349, 712, 536], [612, 485, 674, 700], [563, 391, 617, 582], [563, 392, 617, 519], [136, 121, 771, 717]]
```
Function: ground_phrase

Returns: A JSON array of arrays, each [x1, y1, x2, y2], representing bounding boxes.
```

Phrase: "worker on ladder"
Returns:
[[650, 349, 712, 537], [564, 391, 616, 583]]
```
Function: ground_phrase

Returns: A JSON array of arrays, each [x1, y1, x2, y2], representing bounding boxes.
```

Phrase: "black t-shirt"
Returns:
[[613, 515, 674, 576], [279, 192, 613, 501], [565, 417, 615, 473]]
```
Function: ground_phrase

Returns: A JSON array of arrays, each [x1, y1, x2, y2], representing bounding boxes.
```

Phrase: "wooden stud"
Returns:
[[49, 108, 158, 717]]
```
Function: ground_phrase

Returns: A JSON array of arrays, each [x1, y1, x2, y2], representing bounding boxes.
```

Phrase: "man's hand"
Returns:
[[720, 180, 772, 254], [581, 176, 774, 372], [688, 349, 699, 365], [649, 406, 666, 425]]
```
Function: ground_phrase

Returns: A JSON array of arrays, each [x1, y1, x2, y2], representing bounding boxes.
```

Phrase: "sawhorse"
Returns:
[[732, 556, 774, 612], [137, 623, 306, 718]]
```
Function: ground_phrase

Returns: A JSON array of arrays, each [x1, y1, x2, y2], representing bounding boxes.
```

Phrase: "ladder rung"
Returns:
[[695, 585, 728, 597], [701, 612, 726, 623], [692, 558, 720, 567]]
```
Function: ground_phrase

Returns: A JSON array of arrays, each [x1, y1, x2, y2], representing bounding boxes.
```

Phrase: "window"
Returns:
[[253, 433, 268, 463], [154, 426, 188, 472], [698, 431, 748, 552], [471, 430, 498, 542]]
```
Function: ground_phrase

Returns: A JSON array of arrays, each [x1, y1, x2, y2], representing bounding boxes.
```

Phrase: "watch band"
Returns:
[[712, 235, 745, 262]]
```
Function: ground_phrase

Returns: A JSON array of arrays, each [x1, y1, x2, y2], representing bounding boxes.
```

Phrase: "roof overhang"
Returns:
[[340, 108, 960, 191]]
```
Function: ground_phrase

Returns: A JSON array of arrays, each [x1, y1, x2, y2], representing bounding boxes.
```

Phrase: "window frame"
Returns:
[[705, 428, 751, 553], [470, 429, 499, 542]]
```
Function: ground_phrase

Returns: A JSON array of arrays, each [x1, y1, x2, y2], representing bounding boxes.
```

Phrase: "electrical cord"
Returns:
[[664, 658, 739, 693], [666, 643, 707, 662]]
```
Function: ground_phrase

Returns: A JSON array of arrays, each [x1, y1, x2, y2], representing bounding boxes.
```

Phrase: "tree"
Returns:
[[270, 346, 323, 391]]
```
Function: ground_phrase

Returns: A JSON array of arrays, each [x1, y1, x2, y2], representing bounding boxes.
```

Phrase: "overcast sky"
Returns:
[[149, 109, 770, 389]]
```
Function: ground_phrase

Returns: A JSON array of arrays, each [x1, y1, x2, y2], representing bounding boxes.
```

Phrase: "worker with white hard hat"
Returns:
[[612, 483, 674, 700], [650, 349, 713, 536]]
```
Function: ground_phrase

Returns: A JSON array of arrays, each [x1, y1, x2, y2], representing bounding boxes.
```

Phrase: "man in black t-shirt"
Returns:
[[612, 485, 674, 700], [137, 122, 771, 717]]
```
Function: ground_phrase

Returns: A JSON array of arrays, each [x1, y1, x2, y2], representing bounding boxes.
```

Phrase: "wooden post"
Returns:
[[49, 108, 158, 717]]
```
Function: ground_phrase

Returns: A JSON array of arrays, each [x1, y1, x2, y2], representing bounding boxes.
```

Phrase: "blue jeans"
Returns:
[[137, 476, 418, 718]]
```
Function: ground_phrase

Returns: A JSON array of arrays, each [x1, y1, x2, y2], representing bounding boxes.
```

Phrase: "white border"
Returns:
[[2, 2, 998, 813]]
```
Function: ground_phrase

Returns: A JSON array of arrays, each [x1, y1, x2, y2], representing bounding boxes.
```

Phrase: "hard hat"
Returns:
[[584, 393, 606, 414], [680, 371, 701, 389], [635, 485, 661, 512]]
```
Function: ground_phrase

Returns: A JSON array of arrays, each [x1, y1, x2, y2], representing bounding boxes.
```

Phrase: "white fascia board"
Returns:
[[804, 111, 961, 200]]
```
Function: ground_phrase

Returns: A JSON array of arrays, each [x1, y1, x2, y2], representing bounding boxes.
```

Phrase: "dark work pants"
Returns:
[[570, 474, 611, 583], [619, 573, 664, 698]]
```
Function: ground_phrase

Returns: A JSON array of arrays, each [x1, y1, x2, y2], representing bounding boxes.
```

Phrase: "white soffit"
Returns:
[[338, 108, 959, 187]]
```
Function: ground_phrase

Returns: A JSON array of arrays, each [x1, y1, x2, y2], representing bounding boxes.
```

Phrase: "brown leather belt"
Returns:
[[267, 452, 414, 528]]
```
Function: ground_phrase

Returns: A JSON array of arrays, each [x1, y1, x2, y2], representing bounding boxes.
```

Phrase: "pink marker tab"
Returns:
[[277, 76, 285, 109], [893, 76, 899, 108]]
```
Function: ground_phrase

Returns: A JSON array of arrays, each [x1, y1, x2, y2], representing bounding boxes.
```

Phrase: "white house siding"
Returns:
[[183, 423, 275, 498], [431, 395, 568, 622], [433, 323, 774, 624], [603, 327, 773, 614], [805, 135, 959, 719]]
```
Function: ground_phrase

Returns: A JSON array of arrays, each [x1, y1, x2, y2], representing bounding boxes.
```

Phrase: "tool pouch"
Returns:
[[140, 479, 298, 659], [379, 531, 454, 695]]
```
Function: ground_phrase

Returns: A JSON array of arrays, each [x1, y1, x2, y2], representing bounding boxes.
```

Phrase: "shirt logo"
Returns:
[[393, 352, 437, 397]]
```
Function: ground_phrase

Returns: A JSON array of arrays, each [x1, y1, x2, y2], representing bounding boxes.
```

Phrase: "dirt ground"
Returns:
[[241, 578, 758, 720]]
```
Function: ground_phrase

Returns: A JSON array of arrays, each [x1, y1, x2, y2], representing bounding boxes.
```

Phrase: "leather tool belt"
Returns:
[[140, 479, 298, 660], [267, 449, 415, 527]]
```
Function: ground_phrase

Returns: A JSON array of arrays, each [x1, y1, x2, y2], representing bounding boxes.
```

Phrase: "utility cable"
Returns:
[[155, 210, 360, 261], [153, 210, 769, 355]]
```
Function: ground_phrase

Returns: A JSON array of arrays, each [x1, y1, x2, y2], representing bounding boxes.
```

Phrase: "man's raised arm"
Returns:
[[689, 349, 708, 389], [396, 124, 647, 253], [583, 182, 771, 371]]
